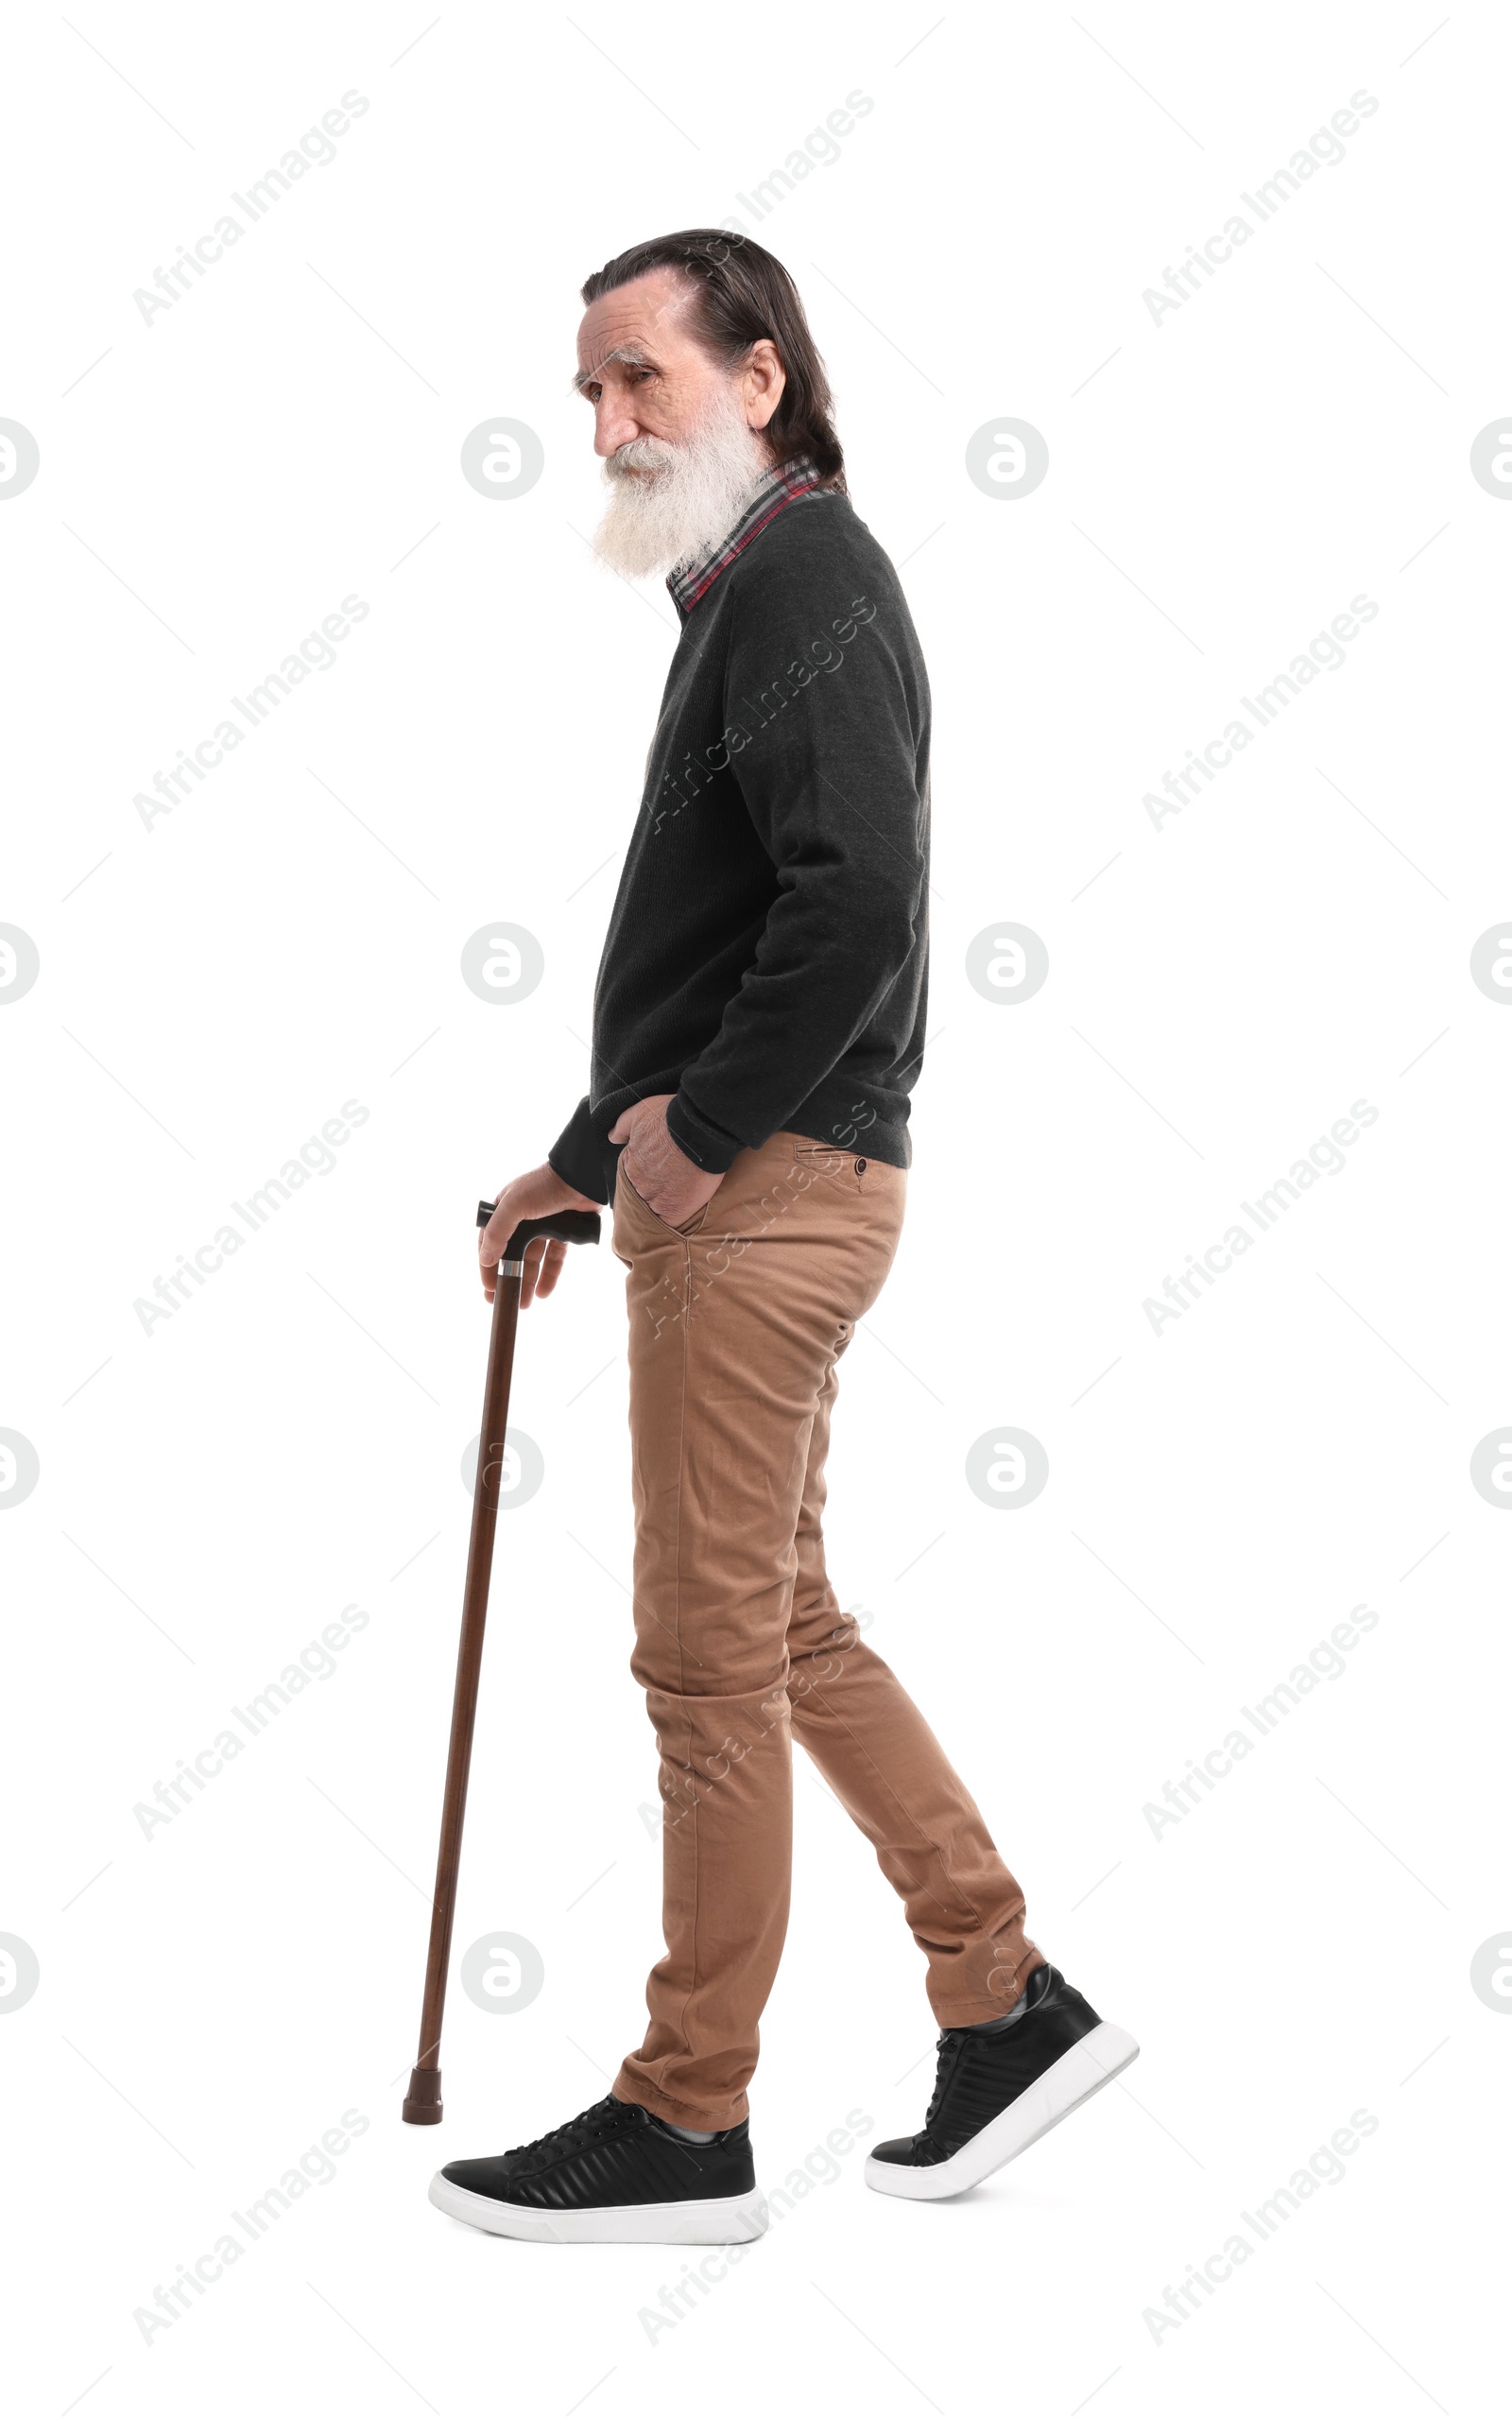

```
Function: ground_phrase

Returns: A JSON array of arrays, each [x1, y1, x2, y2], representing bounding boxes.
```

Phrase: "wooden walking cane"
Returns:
[[402, 1198, 601, 2125]]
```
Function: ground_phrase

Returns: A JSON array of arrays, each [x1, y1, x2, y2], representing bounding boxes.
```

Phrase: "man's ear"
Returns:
[[746, 337, 786, 432]]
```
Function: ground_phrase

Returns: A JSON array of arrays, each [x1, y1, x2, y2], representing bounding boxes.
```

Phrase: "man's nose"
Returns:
[[594, 398, 641, 459]]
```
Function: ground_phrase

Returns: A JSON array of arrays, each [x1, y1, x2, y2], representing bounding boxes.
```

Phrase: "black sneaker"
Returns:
[[866, 1964, 1138, 2200], [429, 2095, 768, 2245]]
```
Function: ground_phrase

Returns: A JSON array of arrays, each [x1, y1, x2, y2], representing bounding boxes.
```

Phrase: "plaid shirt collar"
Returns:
[[666, 454, 825, 615]]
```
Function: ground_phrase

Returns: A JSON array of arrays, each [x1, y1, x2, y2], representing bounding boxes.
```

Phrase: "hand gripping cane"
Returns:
[[402, 1199, 601, 2125]]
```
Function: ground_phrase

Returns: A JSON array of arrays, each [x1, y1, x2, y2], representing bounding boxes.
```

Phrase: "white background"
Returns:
[[3, 2, 1508, 2424]]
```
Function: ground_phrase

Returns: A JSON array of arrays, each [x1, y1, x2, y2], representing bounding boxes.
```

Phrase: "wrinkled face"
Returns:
[[576, 267, 788, 578], [574, 267, 785, 469]]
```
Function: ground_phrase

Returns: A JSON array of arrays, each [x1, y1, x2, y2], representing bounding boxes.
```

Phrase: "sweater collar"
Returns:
[[666, 455, 825, 615]]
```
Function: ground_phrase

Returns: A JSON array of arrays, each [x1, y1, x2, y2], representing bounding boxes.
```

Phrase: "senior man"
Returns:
[[430, 231, 1136, 2248]]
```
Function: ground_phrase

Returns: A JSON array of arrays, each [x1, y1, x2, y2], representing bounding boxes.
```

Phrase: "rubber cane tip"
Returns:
[[402, 2066, 443, 2125]]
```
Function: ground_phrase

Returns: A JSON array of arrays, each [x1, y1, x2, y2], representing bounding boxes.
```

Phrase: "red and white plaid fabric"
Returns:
[[666, 455, 825, 614]]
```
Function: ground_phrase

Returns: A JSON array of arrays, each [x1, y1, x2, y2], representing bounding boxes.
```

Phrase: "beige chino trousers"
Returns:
[[609, 1130, 1043, 2131]]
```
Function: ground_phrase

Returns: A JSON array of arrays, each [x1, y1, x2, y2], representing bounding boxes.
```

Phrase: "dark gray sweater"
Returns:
[[549, 486, 931, 1204]]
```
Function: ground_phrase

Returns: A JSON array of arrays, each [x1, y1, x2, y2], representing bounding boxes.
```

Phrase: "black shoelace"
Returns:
[[504, 2095, 629, 2172], [923, 2028, 974, 2132]]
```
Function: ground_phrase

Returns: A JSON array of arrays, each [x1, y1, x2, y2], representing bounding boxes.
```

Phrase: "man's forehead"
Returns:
[[576, 272, 694, 373]]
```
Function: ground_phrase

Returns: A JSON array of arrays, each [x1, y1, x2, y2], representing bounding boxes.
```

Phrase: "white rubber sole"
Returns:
[[865, 2020, 1140, 2200], [427, 2171, 769, 2246]]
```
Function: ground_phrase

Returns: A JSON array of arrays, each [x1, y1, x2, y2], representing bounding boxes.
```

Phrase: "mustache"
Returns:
[[606, 436, 680, 482]]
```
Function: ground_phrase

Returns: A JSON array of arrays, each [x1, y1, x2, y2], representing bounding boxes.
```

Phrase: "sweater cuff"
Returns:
[[666, 1086, 742, 1175], [546, 1097, 610, 1204]]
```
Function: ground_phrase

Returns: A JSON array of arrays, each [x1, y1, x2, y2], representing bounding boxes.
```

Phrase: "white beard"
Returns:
[[592, 390, 772, 579]]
